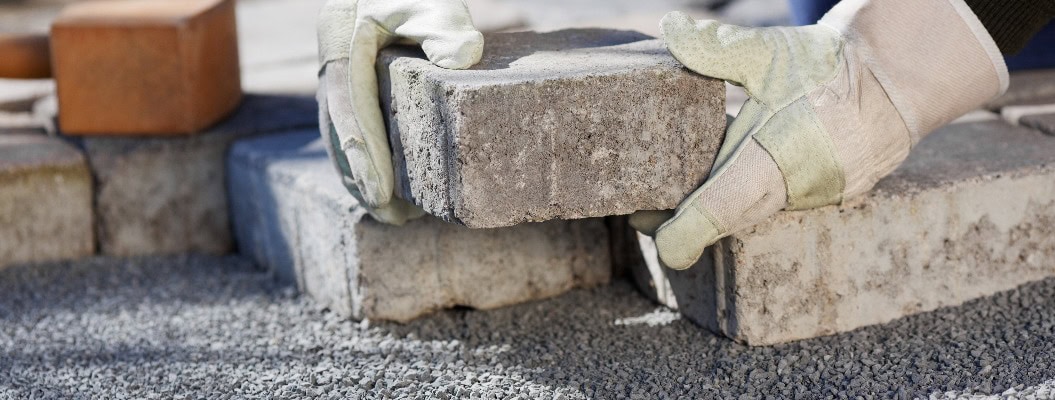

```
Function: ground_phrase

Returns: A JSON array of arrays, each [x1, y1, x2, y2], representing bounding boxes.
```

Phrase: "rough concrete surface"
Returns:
[[380, 29, 725, 228], [631, 121, 1055, 346], [0, 133, 92, 268], [1021, 113, 1055, 136], [3, 254, 1055, 398], [76, 95, 318, 257], [986, 69, 1055, 110], [228, 130, 612, 322]]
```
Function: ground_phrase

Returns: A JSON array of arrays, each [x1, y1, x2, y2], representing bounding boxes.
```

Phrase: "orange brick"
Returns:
[[51, 0, 242, 135]]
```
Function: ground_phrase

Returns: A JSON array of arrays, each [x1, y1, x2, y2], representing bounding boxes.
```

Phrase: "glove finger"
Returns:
[[326, 59, 393, 207], [321, 73, 426, 225], [654, 138, 787, 270], [368, 197, 427, 225], [660, 11, 767, 89], [628, 210, 675, 237], [319, 75, 364, 202], [386, 0, 484, 69]]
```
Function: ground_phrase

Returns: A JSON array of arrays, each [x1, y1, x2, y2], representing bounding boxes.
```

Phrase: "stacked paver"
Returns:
[[380, 29, 724, 228], [227, 131, 612, 321], [0, 29, 725, 322]]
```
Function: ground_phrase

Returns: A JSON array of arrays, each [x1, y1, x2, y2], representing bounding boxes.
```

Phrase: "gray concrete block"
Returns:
[[986, 69, 1055, 110], [0, 111, 44, 135], [228, 130, 612, 322], [628, 121, 1055, 345], [0, 79, 54, 113], [1021, 113, 1055, 136], [0, 133, 93, 268], [379, 29, 725, 228], [76, 95, 318, 257]]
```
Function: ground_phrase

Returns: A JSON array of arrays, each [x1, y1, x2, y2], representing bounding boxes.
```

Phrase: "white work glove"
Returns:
[[316, 0, 484, 224], [632, 0, 1009, 270]]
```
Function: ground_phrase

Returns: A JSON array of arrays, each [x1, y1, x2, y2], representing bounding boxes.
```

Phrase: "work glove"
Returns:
[[632, 0, 1009, 270], [316, 0, 484, 224]]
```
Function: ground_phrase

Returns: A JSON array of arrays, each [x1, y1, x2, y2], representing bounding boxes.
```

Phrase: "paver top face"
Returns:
[[0, 133, 83, 173], [381, 29, 675, 87], [56, 0, 223, 24], [987, 69, 1055, 109], [1021, 113, 1055, 136], [873, 121, 1055, 196]]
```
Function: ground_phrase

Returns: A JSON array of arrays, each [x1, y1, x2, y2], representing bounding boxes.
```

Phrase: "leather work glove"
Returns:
[[316, 0, 484, 224], [631, 0, 1009, 270]]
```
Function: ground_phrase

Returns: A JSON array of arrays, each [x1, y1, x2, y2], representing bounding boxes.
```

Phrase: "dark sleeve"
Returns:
[[961, 0, 1055, 55]]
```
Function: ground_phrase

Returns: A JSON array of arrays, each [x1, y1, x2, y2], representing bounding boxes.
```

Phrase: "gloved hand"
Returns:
[[632, 0, 1008, 270], [316, 0, 484, 224]]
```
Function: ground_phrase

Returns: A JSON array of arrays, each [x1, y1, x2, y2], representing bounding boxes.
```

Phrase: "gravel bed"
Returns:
[[1, 254, 1054, 399]]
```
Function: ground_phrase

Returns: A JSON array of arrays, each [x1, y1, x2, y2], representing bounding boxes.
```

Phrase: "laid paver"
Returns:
[[629, 120, 1055, 345], [0, 133, 92, 268], [986, 69, 1055, 110], [51, 0, 242, 135], [0, 111, 44, 135], [1021, 113, 1055, 136], [0, 79, 53, 112], [75, 95, 318, 257], [227, 130, 612, 322], [380, 29, 725, 228]]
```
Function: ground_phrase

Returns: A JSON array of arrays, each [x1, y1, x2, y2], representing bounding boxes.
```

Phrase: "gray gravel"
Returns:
[[2, 255, 1054, 399]]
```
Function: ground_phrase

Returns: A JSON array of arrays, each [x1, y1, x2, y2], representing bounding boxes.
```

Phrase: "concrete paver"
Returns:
[[227, 130, 612, 322], [0, 79, 53, 113], [51, 0, 242, 135], [986, 69, 1055, 110], [76, 95, 318, 257], [381, 29, 725, 228], [0, 133, 92, 268], [1021, 112, 1055, 136], [631, 120, 1055, 345]]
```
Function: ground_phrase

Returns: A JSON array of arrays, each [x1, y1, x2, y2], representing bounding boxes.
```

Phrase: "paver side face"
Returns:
[[720, 122, 1055, 345], [0, 134, 93, 267], [356, 217, 612, 322], [381, 29, 725, 228], [82, 95, 318, 257]]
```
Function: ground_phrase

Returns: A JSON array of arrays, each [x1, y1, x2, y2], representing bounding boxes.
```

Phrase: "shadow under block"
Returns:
[[628, 121, 1055, 346], [51, 0, 242, 135], [227, 130, 612, 322], [0, 134, 92, 268], [379, 29, 725, 228], [76, 95, 318, 257]]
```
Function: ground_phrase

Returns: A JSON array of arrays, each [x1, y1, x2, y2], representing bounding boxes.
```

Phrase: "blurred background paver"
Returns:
[[50, 0, 242, 135], [77, 95, 317, 257], [0, 133, 92, 268]]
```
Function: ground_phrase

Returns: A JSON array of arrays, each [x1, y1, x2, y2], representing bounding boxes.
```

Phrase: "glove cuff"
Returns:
[[819, 0, 1009, 143]]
